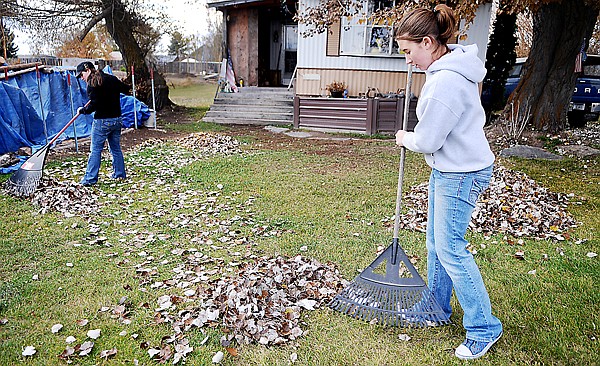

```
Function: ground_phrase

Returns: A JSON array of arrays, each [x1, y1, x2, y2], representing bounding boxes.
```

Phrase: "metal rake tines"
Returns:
[[329, 278, 450, 327], [4, 172, 42, 197]]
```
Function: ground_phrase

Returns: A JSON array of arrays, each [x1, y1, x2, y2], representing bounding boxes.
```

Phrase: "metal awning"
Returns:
[[207, 0, 265, 9]]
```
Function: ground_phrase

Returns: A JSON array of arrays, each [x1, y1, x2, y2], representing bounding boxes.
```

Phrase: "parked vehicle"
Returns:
[[501, 55, 600, 127]]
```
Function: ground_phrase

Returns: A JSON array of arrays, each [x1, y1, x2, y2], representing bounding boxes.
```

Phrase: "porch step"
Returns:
[[203, 87, 294, 126]]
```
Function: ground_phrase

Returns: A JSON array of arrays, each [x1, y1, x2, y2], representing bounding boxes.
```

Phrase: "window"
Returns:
[[339, 0, 401, 57]]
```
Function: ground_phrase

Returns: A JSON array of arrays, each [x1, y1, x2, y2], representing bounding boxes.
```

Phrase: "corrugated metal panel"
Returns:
[[297, 97, 368, 132], [326, 20, 341, 57], [296, 68, 426, 97], [294, 96, 418, 134]]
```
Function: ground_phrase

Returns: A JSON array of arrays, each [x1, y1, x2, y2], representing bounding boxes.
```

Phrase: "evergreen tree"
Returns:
[[168, 31, 190, 59], [482, 5, 517, 116], [0, 19, 19, 59]]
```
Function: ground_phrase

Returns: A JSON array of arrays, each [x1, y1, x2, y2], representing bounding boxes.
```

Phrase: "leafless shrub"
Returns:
[[502, 99, 531, 143]]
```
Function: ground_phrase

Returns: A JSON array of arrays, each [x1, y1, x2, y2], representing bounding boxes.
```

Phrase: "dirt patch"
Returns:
[[46, 105, 600, 162]]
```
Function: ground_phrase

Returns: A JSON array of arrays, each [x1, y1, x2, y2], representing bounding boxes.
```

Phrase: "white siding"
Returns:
[[459, 3, 493, 62], [297, 0, 404, 72], [297, 0, 492, 71]]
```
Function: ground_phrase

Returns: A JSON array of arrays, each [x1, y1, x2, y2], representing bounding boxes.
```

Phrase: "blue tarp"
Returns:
[[0, 66, 150, 166]]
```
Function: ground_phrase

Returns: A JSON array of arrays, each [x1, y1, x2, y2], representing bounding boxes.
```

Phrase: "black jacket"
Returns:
[[81, 71, 130, 119]]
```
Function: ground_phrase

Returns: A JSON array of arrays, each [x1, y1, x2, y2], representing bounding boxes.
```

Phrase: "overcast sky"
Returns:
[[13, 0, 216, 56]]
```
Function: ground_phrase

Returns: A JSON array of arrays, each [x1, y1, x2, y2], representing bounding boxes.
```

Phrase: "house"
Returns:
[[207, 0, 493, 134], [208, 0, 298, 86]]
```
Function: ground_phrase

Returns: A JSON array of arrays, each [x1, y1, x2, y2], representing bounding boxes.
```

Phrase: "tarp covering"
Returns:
[[0, 66, 150, 161]]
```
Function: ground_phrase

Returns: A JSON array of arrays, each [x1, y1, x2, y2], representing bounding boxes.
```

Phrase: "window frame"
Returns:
[[339, 0, 404, 58]]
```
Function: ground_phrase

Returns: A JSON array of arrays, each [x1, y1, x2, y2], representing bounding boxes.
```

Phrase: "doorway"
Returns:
[[281, 24, 297, 85]]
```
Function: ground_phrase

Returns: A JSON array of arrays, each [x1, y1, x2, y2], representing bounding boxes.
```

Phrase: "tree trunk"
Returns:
[[502, 0, 598, 133], [102, 0, 173, 111]]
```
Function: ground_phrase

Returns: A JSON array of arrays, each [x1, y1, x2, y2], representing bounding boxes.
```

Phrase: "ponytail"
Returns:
[[395, 4, 457, 46], [433, 4, 456, 44]]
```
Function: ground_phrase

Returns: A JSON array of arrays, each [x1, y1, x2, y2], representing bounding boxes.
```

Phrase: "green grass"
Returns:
[[168, 82, 217, 108], [0, 110, 598, 365]]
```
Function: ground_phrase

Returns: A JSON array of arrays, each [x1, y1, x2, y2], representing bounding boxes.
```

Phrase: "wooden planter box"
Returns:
[[293, 96, 418, 135]]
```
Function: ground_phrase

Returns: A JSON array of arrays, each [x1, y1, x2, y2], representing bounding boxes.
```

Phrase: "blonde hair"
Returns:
[[395, 4, 457, 46]]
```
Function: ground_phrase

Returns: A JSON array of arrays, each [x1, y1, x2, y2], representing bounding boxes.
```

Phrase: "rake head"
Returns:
[[329, 240, 450, 327], [4, 168, 43, 197], [4, 148, 48, 198], [329, 277, 450, 327]]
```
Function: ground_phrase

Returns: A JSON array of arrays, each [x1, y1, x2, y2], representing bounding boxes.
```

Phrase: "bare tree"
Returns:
[[3, 0, 174, 110], [202, 8, 223, 62]]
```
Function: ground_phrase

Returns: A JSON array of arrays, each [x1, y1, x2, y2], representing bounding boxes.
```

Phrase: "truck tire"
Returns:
[[567, 110, 586, 128]]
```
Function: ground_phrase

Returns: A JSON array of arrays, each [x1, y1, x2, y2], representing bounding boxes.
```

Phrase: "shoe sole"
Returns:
[[455, 331, 503, 360]]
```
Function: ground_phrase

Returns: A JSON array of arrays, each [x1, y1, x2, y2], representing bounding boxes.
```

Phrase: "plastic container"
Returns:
[[143, 109, 156, 128]]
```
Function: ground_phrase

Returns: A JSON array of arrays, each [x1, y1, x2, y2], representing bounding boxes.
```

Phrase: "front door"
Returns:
[[281, 24, 297, 86]]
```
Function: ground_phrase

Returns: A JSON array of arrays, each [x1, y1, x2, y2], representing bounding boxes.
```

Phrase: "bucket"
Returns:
[[143, 109, 156, 128]]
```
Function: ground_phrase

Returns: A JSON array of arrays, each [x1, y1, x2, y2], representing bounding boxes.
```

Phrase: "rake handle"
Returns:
[[391, 65, 413, 263], [393, 65, 413, 238], [46, 100, 91, 148]]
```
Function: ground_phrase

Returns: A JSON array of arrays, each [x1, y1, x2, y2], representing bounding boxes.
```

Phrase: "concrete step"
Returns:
[[213, 98, 293, 106], [207, 87, 295, 126], [208, 104, 293, 113], [204, 110, 293, 120], [202, 116, 292, 126]]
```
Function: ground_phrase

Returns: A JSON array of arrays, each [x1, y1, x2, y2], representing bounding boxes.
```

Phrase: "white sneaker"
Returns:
[[455, 332, 503, 360]]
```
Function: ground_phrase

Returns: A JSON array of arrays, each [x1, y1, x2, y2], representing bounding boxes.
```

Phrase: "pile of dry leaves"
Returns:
[[397, 165, 578, 240], [30, 178, 99, 216], [151, 254, 345, 347], [176, 132, 242, 156]]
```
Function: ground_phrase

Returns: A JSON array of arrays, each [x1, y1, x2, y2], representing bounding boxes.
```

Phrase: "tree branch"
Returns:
[[78, 6, 112, 41]]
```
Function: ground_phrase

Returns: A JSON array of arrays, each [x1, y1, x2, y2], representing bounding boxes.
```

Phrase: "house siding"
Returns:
[[296, 0, 492, 96], [295, 68, 426, 98]]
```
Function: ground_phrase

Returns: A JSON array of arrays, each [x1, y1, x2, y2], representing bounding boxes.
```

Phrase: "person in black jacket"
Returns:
[[76, 61, 130, 186]]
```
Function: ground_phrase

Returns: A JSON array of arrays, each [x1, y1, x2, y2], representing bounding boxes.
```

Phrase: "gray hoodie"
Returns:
[[402, 44, 494, 172]]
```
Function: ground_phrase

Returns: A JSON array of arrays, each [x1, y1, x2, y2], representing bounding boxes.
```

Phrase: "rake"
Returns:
[[4, 101, 90, 197], [329, 66, 450, 327]]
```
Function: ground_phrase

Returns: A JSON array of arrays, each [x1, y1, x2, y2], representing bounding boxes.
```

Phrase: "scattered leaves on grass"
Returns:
[[148, 343, 172, 363], [77, 341, 94, 356], [51, 323, 63, 333], [22, 345, 36, 356], [212, 351, 224, 363], [398, 334, 411, 341], [86, 329, 101, 339], [99, 347, 117, 359]]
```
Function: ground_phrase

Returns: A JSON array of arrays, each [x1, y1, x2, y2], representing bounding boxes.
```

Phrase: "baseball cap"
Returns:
[[76, 61, 95, 78]]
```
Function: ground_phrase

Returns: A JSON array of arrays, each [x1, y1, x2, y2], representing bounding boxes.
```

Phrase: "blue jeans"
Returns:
[[426, 165, 502, 341], [81, 117, 126, 184]]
